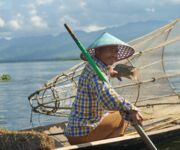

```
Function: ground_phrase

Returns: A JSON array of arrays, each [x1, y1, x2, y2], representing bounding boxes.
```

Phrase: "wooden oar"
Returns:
[[64, 23, 158, 150], [134, 124, 157, 150]]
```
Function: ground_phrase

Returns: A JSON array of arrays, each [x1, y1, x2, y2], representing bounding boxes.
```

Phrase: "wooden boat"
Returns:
[[28, 112, 180, 150], [56, 125, 180, 150]]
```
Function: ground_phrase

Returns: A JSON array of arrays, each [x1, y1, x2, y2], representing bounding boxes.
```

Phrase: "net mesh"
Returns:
[[28, 19, 180, 119]]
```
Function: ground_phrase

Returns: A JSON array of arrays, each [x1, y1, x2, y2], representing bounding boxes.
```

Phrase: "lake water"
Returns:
[[0, 59, 180, 130], [0, 60, 80, 130]]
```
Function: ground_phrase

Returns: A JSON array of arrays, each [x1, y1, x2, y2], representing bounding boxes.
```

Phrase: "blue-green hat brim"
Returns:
[[80, 32, 135, 61], [80, 44, 134, 61]]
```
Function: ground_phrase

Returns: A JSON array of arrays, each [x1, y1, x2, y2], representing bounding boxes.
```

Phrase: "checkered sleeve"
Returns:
[[91, 74, 138, 120]]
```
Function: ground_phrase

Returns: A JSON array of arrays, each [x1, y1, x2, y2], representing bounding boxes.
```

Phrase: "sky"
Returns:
[[0, 0, 179, 39]]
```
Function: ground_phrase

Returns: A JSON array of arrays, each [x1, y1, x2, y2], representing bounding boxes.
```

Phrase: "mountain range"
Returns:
[[0, 20, 168, 62]]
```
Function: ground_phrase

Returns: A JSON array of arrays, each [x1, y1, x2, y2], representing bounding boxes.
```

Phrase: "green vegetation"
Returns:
[[0, 74, 11, 81]]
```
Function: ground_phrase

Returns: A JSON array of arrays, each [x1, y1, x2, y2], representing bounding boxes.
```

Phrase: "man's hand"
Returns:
[[112, 64, 139, 81], [129, 110, 143, 126], [109, 64, 139, 81]]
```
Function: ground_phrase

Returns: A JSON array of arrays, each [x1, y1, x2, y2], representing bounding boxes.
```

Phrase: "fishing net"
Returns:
[[28, 19, 180, 120]]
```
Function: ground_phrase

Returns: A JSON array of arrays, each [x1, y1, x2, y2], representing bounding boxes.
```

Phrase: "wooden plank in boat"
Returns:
[[54, 125, 180, 150]]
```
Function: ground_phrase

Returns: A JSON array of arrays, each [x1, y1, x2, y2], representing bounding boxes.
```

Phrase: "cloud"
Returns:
[[0, 32, 11, 39], [31, 15, 48, 28], [0, 17, 5, 27], [59, 15, 79, 26], [28, 4, 38, 15], [30, 9, 38, 16], [4, 37, 12, 40], [0, 0, 179, 38], [164, 0, 180, 4], [8, 20, 21, 30], [82, 24, 106, 32], [79, 0, 87, 9], [36, 0, 54, 5], [145, 8, 155, 13]]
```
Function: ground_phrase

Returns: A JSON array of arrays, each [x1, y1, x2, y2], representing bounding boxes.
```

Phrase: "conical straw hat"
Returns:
[[80, 32, 135, 61]]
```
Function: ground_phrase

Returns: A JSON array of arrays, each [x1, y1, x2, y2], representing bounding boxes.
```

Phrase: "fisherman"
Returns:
[[64, 32, 143, 144]]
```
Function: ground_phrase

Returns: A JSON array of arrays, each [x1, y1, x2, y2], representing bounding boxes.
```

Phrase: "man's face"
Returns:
[[95, 46, 118, 65]]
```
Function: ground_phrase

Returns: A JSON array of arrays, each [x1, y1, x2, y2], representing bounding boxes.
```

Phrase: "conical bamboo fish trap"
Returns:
[[28, 19, 180, 120]]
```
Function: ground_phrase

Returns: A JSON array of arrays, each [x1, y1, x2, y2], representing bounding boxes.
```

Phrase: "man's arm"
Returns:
[[92, 74, 143, 124]]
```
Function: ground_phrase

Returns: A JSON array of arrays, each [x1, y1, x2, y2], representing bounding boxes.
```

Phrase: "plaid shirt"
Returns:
[[64, 58, 137, 136]]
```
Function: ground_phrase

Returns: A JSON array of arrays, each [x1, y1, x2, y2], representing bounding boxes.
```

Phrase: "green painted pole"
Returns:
[[64, 23, 157, 150], [64, 23, 107, 83]]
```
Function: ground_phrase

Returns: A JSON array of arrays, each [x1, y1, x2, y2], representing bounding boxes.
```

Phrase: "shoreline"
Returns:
[[0, 58, 81, 64]]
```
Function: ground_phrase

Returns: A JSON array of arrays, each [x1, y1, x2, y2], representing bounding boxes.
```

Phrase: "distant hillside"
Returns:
[[0, 20, 167, 62]]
